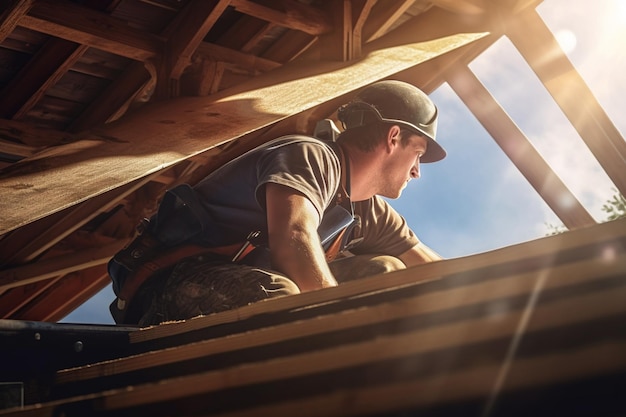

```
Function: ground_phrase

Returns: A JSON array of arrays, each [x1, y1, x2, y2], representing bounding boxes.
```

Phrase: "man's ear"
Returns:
[[385, 125, 402, 152]]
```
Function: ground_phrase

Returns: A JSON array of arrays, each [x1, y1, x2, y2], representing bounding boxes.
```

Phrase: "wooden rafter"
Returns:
[[19, 0, 163, 61], [69, 60, 153, 132], [506, 9, 626, 196], [195, 42, 280, 73], [230, 0, 332, 36], [0, 38, 88, 119], [446, 65, 596, 229], [12, 264, 109, 321], [362, 0, 415, 42], [0, 241, 124, 292], [0, 118, 77, 147], [319, 0, 376, 61], [0, 276, 59, 317], [0, 175, 156, 266], [0, 31, 487, 236], [164, 0, 231, 80], [0, 0, 34, 43]]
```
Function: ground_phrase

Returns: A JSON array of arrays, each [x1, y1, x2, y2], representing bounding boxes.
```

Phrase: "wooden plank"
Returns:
[[0, 138, 42, 159], [19, 0, 162, 61], [21, 271, 626, 414], [12, 265, 108, 321], [429, 0, 486, 15], [0, 38, 88, 119], [165, 0, 230, 79], [69, 61, 152, 132], [506, 9, 626, 196], [194, 42, 280, 73], [0, 0, 34, 43], [362, 0, 414, 42], [260, 29, 315, 63], [131, 217, 626, 343], [319, 0, 352, 62], [447, 65, 596, 230], [230, 0, 332, 36], [0, 240, 125, 292], [56, 253, 626, 385], [0, 31, 488, 235], [108, 308, 626, 414], [0, 175, 156, 265], [0, 277, 59, 317], [202, 344, 626, 417], [0, 117, 76, 148]]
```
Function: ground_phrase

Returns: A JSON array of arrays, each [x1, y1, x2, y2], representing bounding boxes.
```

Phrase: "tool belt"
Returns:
[[108, 226, 259, 324], [108, 183, 359, 324]]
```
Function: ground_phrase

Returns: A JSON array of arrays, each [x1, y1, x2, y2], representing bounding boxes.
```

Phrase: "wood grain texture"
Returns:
[[6, 219, 625, 416], [0, 32, 487, 235]]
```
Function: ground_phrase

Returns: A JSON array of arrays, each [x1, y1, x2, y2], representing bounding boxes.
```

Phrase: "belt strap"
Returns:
[[116, 241, 255, 311]]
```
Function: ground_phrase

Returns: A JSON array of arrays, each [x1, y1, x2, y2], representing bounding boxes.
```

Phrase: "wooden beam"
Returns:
[[0, 276, 59, 318], [0, 118, 76, 148], [230, 0, 332, 36], [0, 138, 42, 159], [0, 31, 488, 235], [261, 29, 315, 63], [24, 220, 626, 415], [132, 217, 626, 343], [446, 65, 596, 230], [189, 58, 225, 96], [0, 175, 155, 265], [0, 38, 88, 119], [19, 0, 163, 61], [320, 0, 352, 62], [0, 241, 124, 292], [318, 0, 375, 61], [58, 253, 626, 384], [429, 0, 487, 15], [0, 0, 34, 43], [12, 265, 109, 321], [506, 9, 626, 196], [195, 42, 280, 73], [69, 61, 152, 132], [351, 0, 376, 59], [165, 0, 231, 80], [362, 0, 415, 42]]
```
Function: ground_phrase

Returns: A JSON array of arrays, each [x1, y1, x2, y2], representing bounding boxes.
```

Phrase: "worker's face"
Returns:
[[380, 131, 428, 199]]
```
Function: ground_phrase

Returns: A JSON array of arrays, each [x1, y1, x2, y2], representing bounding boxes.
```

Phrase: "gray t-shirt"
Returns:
[[193, 135, 418, 256]]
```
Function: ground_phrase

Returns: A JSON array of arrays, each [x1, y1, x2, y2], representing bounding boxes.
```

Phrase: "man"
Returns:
[[108, 80, 445, 326]]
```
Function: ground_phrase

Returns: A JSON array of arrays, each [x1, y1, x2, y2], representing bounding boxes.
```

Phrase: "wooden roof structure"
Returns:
[[0, 0, 625, 414]]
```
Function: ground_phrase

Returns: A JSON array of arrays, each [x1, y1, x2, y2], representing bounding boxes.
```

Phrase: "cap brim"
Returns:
[[421, 136, 446, 163]]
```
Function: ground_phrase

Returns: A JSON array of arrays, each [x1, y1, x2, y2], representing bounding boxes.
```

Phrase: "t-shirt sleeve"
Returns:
[[255, 140, 341, 221], [350, 195, 419, 257]]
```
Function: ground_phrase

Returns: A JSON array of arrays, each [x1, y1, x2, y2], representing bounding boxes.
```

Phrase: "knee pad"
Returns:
[[368, 255, 406, 274]]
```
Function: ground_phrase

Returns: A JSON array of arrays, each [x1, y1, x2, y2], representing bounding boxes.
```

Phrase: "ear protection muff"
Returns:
[[337, 101, 385, 130]]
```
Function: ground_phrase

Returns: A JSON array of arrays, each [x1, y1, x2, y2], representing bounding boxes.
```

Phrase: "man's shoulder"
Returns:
[[263, 134, 335, 151]]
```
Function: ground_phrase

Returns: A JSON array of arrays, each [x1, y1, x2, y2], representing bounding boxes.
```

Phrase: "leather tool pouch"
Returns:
[[108, 184, 212, 302]]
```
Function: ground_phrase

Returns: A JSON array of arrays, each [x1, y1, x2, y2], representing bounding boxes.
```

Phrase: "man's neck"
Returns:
[[342, 144, 382, 202]]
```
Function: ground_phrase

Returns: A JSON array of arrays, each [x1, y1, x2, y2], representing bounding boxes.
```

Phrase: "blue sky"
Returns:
[[62, 0, 625, 324]]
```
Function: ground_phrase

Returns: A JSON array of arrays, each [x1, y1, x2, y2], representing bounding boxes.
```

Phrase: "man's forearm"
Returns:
[[265, 183, 338, 292], [270, 227, 338, 292]]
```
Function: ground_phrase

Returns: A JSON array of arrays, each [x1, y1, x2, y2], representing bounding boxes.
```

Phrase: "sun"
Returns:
[[618, 0, 626, 20], [555, 29, 577, 54]]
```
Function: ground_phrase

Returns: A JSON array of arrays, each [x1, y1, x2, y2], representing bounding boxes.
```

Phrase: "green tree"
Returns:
[[546, 188, 625, 235], [601, 189, 626, 221]]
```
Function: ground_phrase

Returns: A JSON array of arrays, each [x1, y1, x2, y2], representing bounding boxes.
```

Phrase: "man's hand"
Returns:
[[265, 183, 338, 292]]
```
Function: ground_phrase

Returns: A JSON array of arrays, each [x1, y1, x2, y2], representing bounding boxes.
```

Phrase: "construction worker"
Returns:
[[108, 80, 446, 326]]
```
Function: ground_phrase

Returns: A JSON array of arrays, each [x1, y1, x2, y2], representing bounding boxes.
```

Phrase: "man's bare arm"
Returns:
[[398, 241, 443, 267], [265, 183, 338, 292]]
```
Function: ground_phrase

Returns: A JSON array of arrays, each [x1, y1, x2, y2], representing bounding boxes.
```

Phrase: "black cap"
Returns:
[[338, 80, 446, 163]]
